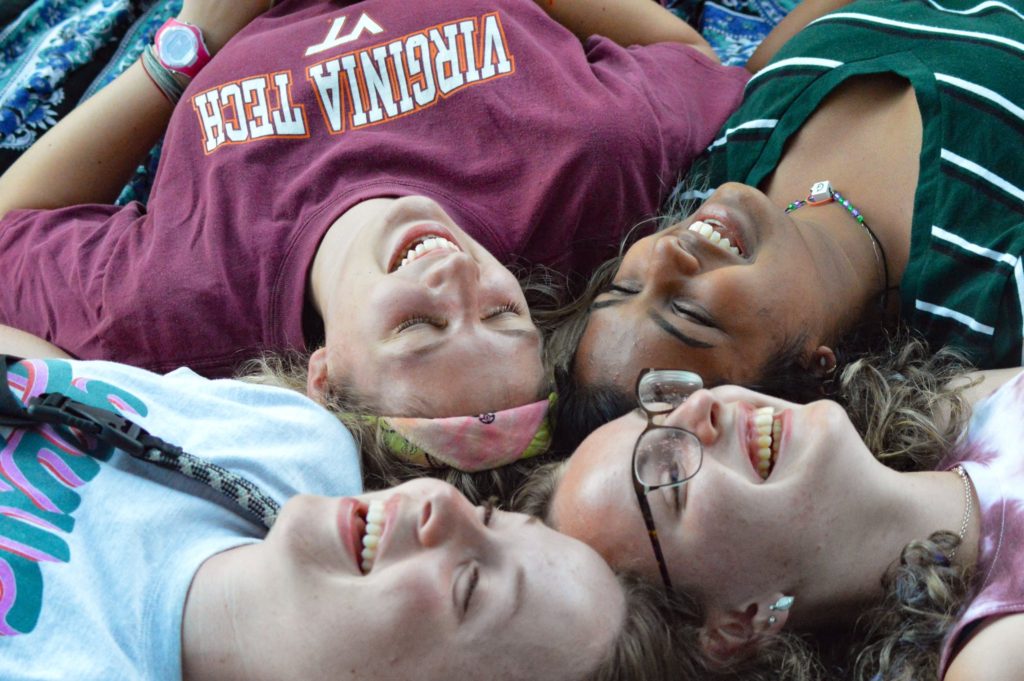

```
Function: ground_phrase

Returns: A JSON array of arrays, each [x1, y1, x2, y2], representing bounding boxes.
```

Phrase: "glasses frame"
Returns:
[[631, 369, 704, 594]]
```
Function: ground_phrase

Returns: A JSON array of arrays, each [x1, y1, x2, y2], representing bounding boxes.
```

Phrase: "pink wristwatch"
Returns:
[[154, 18, 211, 80]]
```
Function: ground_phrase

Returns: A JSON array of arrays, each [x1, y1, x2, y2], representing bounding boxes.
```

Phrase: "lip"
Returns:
[[690, 201, 751, 258], [336, 497, 367, 573], [387, 223, 461, 273]]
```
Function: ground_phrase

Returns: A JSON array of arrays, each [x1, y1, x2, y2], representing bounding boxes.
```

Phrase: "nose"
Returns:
[[416, 483, 485, 549], [646, 233, 700, 295], [662, 388, 720, 446], [423, 252, 481, 311]]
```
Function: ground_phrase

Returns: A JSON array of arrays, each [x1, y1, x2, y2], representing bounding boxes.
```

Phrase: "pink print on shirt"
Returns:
[[0, 360, 146, 636]]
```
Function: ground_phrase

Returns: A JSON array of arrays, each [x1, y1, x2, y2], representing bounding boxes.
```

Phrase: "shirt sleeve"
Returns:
[[0, 203, 145, 359]]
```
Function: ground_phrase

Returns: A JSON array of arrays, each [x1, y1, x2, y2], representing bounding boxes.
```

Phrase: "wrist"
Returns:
[[153, 18, 212, 81]]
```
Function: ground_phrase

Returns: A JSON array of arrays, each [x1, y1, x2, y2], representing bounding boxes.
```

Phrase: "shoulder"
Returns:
[[946, 613, 1024, 681]]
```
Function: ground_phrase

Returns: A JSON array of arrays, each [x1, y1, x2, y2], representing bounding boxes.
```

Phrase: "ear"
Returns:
[[306, 347, 330, 402], [809, 345, 837, 378], [700, 594, 792, 662]]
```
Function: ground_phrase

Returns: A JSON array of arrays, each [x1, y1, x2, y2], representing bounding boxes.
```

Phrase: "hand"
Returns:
[[176, 0, 276, 54]]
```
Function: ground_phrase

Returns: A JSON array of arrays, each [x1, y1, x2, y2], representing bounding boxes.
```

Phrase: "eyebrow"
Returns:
[[649, 310, 714, 349], [591, 298, 715, 349]]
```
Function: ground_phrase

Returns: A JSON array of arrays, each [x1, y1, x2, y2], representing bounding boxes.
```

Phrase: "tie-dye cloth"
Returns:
[[938, 370, 1024, 676]]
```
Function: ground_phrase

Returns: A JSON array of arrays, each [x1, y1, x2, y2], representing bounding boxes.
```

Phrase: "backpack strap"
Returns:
[[0, 355, 280, 528]]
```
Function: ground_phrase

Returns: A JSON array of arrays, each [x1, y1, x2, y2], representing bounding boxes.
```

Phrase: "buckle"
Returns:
[[27, 393, 146, 455]]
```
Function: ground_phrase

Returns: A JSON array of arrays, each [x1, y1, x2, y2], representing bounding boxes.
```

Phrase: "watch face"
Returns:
[[159, 25, 198, 68]]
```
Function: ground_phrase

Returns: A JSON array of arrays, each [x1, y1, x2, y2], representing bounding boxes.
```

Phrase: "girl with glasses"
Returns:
[[518, 338, 1024, 680]]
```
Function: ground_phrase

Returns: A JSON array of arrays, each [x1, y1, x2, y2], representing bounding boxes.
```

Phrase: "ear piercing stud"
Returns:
[[770, 595, 795, 612]]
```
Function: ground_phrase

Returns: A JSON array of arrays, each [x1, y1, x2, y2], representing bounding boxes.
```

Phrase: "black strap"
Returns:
[[1, 355, 279, 528]]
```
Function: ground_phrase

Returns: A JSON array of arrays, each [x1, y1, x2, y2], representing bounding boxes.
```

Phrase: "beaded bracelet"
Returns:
[[141, 44, 185, 104]]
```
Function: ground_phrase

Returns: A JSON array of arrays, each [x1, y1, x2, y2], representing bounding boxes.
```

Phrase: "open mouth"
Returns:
[[387, 232, 461, 273], [751, 406, 781, 480], [688, 218, 745, 256], [357, 500, 386, 574]]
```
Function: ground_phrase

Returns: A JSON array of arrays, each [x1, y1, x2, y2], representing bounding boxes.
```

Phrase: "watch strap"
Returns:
[[154, 18, 212, 80]]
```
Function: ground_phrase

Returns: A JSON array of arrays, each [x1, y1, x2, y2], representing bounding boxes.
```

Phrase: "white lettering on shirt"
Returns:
[[192, 71, 308, 153], [309, 12, 515, 134]]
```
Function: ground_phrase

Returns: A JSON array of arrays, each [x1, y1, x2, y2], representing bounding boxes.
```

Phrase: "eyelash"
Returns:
[[483, 496, 497, 526], [396, 302, 520, 333], [463, 498, 498, 614], [485, 301, 522, 319], [395, 315, 446, 333], [606, 283, 639, 295]]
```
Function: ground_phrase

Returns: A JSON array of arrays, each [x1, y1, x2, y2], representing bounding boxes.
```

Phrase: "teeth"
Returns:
[[753, 406, 780, 480], [360, 500, 386, 573], [396, 236, 459, 271], [689, 220, 741, 256]]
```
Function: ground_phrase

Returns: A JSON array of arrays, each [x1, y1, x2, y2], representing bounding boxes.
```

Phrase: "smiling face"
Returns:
[[575, 183, 837, 397], [200, 478, 624, 681], [549, 385, 876, 610], [310, 195, 545, 417]]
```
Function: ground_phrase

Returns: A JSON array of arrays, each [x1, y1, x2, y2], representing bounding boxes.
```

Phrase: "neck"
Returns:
[[181, 545, 257, 681], [308, 197, 395, 319], [789, 467, 979, 631], [782, 205, 887, 337]]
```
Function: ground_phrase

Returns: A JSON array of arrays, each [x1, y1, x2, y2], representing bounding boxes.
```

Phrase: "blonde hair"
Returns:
[[239, 352, 555, 505]]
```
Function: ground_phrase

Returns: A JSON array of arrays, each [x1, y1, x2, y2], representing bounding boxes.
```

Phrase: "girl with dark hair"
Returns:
[[561, 0, 1024, 440]]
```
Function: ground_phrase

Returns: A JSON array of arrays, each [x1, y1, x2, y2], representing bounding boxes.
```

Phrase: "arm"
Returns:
[[0, 325, 70, 359], [745, 0, 855, 73], [953, 367, 1024, 407], [532, 0, 718, 61], [945, 613, 1024, 681], [0, 0, 273, 220]]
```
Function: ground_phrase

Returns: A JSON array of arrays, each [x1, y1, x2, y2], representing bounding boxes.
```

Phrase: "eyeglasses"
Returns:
[[631, 369, 704, 593]]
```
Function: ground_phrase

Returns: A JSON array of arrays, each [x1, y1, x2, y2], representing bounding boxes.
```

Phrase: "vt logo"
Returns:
[[306, 12, 385, 56]]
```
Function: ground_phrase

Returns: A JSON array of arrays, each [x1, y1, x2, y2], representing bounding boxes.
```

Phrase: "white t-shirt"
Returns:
[[0, 359, 362, 679]]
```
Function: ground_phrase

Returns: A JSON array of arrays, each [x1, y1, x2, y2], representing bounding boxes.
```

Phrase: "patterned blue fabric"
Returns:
[[665, 0, 799, 66], [0, 0, 180, 204], [1, 0, 796, 205]]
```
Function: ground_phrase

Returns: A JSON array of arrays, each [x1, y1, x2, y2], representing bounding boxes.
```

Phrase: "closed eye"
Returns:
[[606, 283, 640, 296], [395, 315, 447, 333], [671, 301, 717, 329], [484, 301, 522, 320]]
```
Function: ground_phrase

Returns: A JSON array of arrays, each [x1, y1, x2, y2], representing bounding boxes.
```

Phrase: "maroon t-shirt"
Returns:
[[0, 0, 748, 375]]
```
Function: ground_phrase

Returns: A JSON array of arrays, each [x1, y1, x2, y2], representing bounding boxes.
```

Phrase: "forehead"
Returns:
[[477, 517, 624, 680], [577, 299, 774, 393], [550, 413, 655, 573]]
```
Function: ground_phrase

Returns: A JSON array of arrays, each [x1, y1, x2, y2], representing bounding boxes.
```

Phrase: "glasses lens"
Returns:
[[634, 428, 702, 488], [637, 370, 703, 413]]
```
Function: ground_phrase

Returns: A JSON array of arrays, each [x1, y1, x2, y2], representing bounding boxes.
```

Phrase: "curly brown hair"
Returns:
[[517, 337, 980, 681]]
